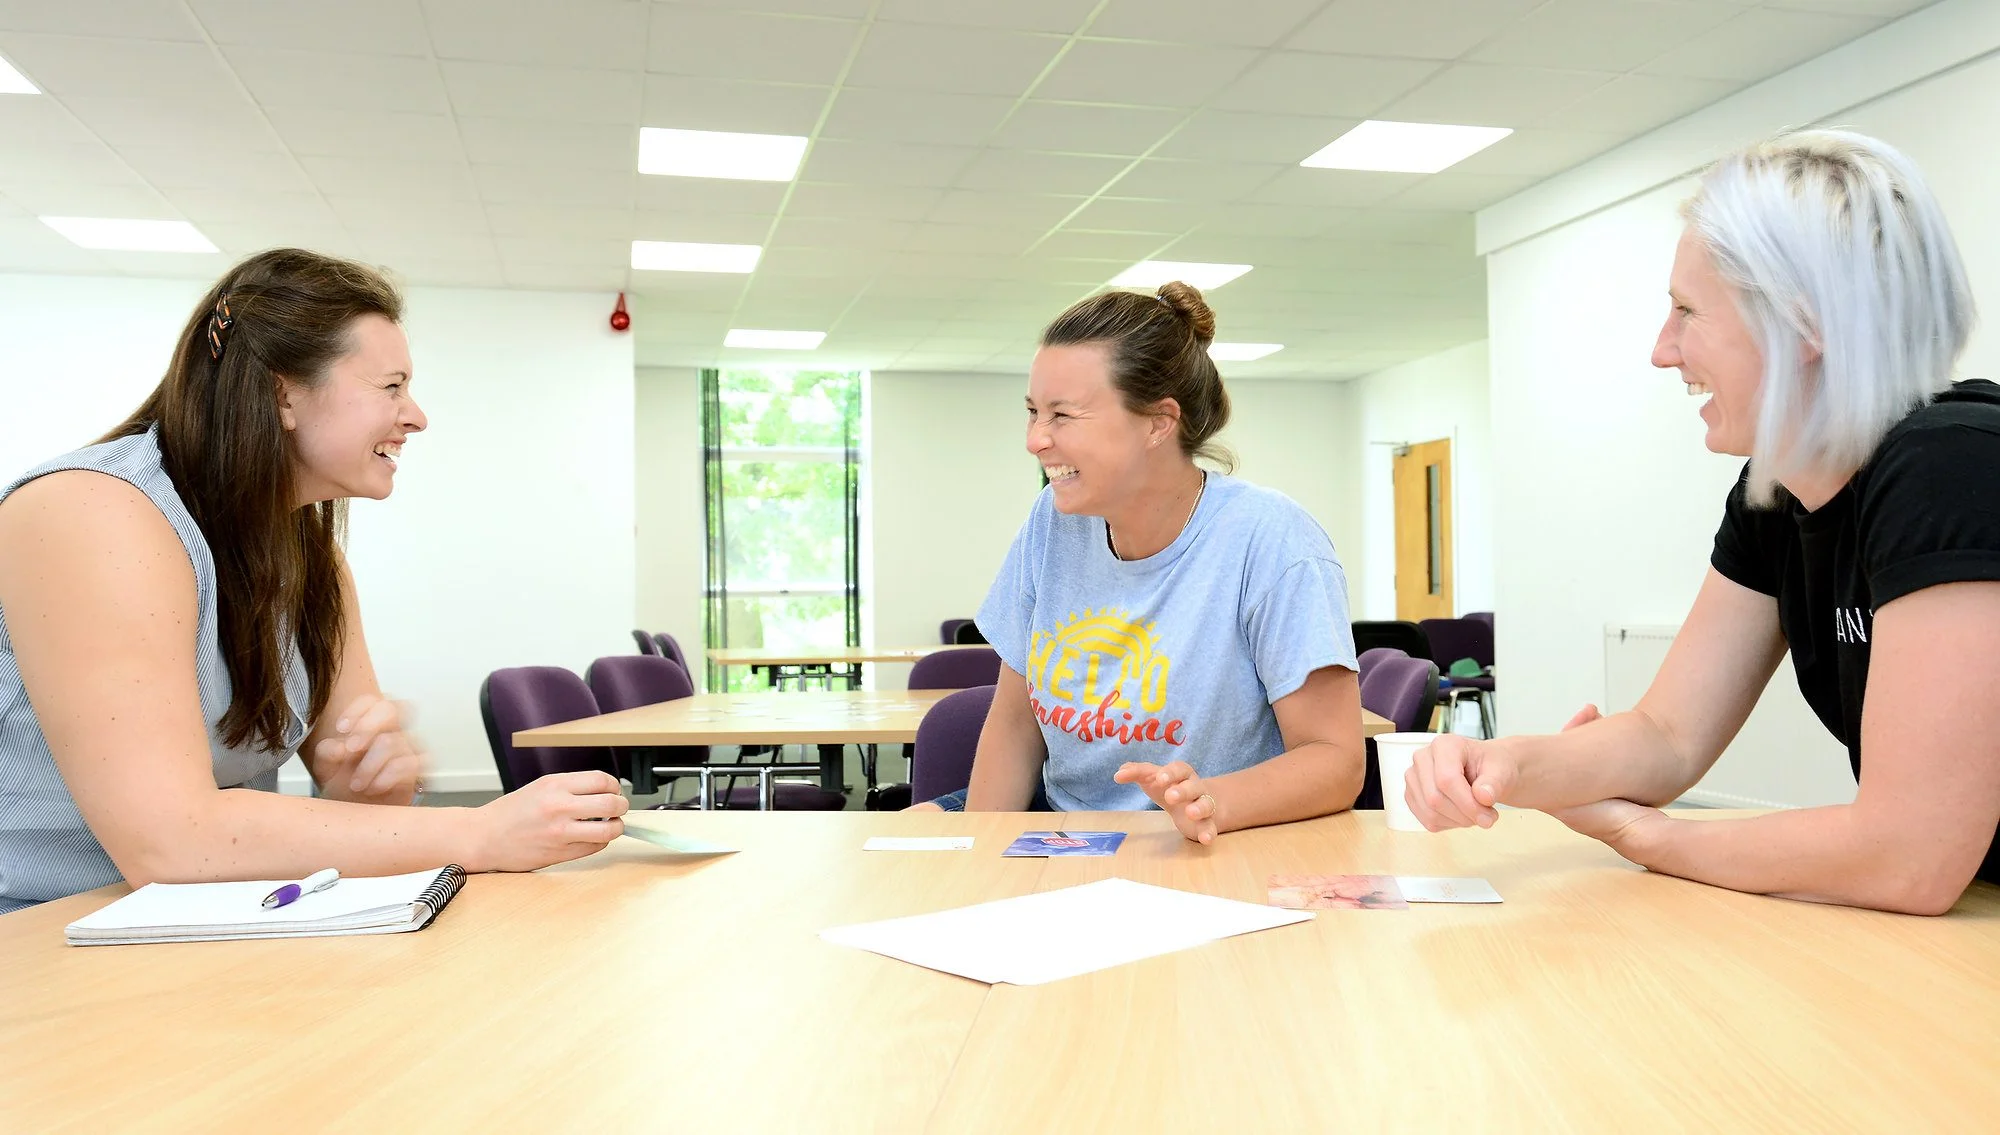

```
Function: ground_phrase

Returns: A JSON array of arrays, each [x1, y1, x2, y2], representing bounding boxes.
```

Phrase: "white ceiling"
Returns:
[[0, 0, 1936, 378]]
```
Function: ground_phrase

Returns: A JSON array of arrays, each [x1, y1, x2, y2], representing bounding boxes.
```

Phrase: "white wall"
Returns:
[[865, 370, 1363, 687], [0, 275, 635, 793], [1350, 340, 1493, 621], [633, 366, 706, 688], [1478, 0, 2000, 801]]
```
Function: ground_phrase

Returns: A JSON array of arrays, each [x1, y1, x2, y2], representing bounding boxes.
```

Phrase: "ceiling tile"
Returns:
[[304, 156, 478, 203], [1534, 72, 1745, 133], [952, 150, 1129, 194], [642, 76, 830, 135], [769, 215, 917, 249], [423, 0, 647, 69], [755, 244, 897, 276], [481, 203, 632, 240], [1638, 7, 1886, 82], [1442, 128, 1625, 178], [457, 116, 633, 171], [820, 88, 1015, 146], [226, 47, 450, 113], [1152, 110, 1357, 164], [1034, 41, 1259, 107], [631, 210, 779, 247], [0, 34, 240, 100], [1468, 1, 1740, 73], [1764, 0, 1930, 13], [1087, 0, 1327, 47], [1104, 159, 1287, 202], [667, 0, 877, 16], [475, 163, 636, 208], [1212, 52, 1442, 116], [1029, 231, 1177, 261], [497, 261, 628, 290], [188, 0, 430, 54], [352, 230, 499, 262], [440, 60, 642, 123], [328, 195, 497, 236], [927, 191, 1087, 229], [988, 102, 1184, 157], [114, 145, 312, 192], [802, 140, 980, 187], [63, 95, 278, 151], [0, 182, 173, 216], [648, 8, 862, 86], [1287, 0, 1546, 61], [265, 107, 465, 162], [902, 222, 1041, 255], [1382, 171, 1540, 210], [874, 0, 1098, 34], [91, 249, 229, 279], [0, 216, 117, 272], [633, 175, 786, 214], [783, 181, 943, 220], [0, 1, 201, 40], [376, 255, 506, 289], [1194, 202, 1344, 237], [1375, 62, 1617, 127], [491, 234, 627, 268], [0, 139, 142, 185], [1248, 167, 1425, 208], [164, 188, 340, 228], [0, 95, 110, 147], [201, 222, 359, 258], [845, 23, 1066, 96], [1058, 196, 1211, 232]]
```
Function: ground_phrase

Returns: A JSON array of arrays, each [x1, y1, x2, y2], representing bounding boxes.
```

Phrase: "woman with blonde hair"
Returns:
[[1407, 131, 2000, 915]]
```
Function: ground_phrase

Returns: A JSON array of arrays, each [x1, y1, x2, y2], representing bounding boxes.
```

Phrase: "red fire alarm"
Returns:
[[609, 292, 631, 332]]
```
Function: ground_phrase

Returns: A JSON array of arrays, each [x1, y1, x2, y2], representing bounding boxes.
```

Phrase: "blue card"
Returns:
[[1002, 830, 1127, 857]]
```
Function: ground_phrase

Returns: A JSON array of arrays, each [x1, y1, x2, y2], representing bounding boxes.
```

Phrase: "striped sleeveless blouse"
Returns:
[[0, 427, 308, 914]]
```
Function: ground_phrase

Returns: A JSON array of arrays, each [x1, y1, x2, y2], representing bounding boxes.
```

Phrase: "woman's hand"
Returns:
[[1114, 760, 1220, 845], [469, 771, 628, 872], [312, 693, 426, 804]]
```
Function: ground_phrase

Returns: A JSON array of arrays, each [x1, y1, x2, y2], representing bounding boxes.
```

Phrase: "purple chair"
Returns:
[[1358, 646, 1403, 682], [585, 654, 842, 811], [1356, 653, 1439, 811], [632, 629, 660, 656], [939, 619, 973, 645], [1352, 620, 1431, 662], [1420, 617, 1497, 738], [479, 666, 616, 795], [911, 685, 998, 803], [909, 647, 1002, 691], [650, 632, 689, 673], [1465, 611, 1493, 633]]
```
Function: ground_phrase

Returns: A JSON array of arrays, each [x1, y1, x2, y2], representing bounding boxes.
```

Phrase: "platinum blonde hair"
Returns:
[[1683, 129, 1975, 505]]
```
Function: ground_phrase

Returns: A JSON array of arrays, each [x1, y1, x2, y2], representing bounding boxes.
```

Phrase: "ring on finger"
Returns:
[[1196, 792, 1216, 816]]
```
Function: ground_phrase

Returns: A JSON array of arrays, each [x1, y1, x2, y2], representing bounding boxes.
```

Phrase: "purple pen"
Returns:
[[261, 868, 340, 910]]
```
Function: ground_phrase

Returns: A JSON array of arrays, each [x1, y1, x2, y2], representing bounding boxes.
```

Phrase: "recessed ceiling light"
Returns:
[[1109, 260, 1253, 290], [39, 217, 217, 252], [1301, 120, 1512, 174], [0, 54, 37, 94], [630, 240, 762, 273], [638, 127, 809, 182], [1209, 342, 1284, 362], [725, 329, 826, 350]]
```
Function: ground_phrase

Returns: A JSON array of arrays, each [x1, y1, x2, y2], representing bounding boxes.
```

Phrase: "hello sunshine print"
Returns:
[[1025, 608, 1185, 746]]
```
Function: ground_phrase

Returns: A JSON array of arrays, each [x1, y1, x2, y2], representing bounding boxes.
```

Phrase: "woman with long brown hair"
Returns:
[[0, 249, 625, 913]]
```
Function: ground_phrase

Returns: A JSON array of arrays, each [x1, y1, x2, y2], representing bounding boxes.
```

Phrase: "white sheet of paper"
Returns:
[[621, 827, 737, 855], [819, 877, 1313, 986], [862, 836, 974, 851], [1396, 876, 1503, 903]]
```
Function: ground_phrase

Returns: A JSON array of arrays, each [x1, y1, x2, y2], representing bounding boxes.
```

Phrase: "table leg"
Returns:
[[817, 743, 847, 797]]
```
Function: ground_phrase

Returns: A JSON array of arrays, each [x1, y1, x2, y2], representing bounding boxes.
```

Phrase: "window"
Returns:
[[700, 369, 864, 691]]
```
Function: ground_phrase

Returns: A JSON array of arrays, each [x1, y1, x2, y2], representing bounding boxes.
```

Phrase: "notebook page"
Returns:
[[69, 869, 446, 935], [819, 877, 1313, 986]]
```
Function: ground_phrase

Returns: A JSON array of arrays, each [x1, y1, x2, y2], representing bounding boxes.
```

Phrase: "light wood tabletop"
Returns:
[[3, 810, 1994, 1133], [514, 688, 959, 747], [514, 689, 1395, 748]]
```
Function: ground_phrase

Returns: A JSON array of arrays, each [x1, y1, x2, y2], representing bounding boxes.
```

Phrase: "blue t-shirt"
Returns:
[[975, 472, 1356, 812]]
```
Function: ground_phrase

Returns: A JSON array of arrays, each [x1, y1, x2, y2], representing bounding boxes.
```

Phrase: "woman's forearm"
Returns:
[[1206, 739, 1361, 833], [123, 791, 488, 886], [1507, 707, 1707, 810]]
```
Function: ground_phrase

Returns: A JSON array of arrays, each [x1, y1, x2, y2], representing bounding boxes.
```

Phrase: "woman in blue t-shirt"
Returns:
[[914, 282, 1365, 843]]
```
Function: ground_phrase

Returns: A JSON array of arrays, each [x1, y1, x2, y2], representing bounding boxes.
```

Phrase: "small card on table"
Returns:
[[621, 827, 737, 855], [863, 836, 974, 851], [1002, 831, 1127, 857], [1265, 874, 1502, 909], [1396, 876, 1503, 903]]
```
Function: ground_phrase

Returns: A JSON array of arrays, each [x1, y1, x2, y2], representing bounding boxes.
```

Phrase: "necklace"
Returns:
[[1107, 471, 1206, 561]]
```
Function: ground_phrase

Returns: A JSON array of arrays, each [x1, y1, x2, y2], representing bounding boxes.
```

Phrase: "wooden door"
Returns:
[[1393, 438, 1454, 622]]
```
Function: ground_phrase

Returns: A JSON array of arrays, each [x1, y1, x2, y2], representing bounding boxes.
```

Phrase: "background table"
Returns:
[[708, 645, 978, 689], [4, 810, 1994, 1132]]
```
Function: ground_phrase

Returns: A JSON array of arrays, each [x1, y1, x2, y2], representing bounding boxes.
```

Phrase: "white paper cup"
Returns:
[[1375, 732, 1442, 832]]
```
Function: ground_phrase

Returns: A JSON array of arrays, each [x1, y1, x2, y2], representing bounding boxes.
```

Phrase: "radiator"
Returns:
[[1603, 624, 1857, 809]]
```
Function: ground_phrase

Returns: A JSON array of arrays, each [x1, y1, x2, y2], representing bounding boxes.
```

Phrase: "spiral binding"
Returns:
[[415, 864, 466, 917]]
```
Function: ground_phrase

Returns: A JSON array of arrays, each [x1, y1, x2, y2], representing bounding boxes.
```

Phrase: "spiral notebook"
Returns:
[[64, 866, 465, 946]]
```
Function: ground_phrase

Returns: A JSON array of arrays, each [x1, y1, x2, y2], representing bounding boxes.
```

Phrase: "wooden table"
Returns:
[[708, 645, 980, 689], [5, 810, 1994, 1132], [516, 691, 1393, 797]]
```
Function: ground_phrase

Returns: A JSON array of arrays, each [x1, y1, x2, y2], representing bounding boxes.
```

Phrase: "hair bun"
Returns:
[[1155, 281, 1216, 344]]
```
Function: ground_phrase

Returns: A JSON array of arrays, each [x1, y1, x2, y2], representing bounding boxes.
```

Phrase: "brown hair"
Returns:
[[103, 248, 404, 752], [1041, 281, 1235, 470]]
